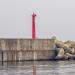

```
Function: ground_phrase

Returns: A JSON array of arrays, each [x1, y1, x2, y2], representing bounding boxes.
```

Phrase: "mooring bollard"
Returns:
[[32, 65, 36, 75]]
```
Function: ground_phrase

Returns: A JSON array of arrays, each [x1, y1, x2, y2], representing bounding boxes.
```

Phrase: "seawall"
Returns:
[[0, 39, 56, 62]]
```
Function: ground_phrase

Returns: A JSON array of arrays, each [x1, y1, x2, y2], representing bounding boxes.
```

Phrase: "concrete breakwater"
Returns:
[[0, 37, 75, 62], [0, 39, 56, 62]]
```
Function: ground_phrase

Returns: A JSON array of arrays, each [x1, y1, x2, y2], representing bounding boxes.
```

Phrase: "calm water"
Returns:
[[0, 61, 75, 75]]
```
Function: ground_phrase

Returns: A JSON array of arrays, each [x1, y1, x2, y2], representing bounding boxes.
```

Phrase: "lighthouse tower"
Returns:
[[32, 13, 36, 40]]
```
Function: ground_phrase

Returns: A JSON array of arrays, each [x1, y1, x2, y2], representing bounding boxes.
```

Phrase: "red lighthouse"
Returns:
[[32, 13, 36, 40]]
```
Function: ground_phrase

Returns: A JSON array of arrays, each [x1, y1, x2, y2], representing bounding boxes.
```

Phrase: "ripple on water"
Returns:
[[0, 61, 75, 75]]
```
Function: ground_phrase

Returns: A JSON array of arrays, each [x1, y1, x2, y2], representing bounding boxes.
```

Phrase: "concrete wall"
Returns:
[[0, 39, 55, 61]]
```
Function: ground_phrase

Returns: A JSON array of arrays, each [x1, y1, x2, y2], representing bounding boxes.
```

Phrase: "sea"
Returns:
[[0, 60, 75, 75]]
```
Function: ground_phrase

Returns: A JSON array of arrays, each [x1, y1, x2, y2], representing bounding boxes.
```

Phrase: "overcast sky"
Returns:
[[0, 0, 75, 40]]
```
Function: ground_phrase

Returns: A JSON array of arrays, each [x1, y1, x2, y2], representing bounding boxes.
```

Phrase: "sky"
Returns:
[[0, 0, 75, 41]]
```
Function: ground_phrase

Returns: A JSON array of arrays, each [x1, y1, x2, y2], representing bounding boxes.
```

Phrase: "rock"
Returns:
[[64, 48, 72, 54], [51, 36, 59, 44], [64, 55, 69, 60], [70, 48, 75, 54], [55, 41, 72, 54], [64, 40, 75, 48], [51, 37, 75, 60], [51, 36, 58, 40], [64, 53, 75, 60], [55, 41, 64, 48], [65, 53, 74, 59], [57, 48, 65, 56], [55, 48, 65, 59], [63, 44, 69, 48]]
